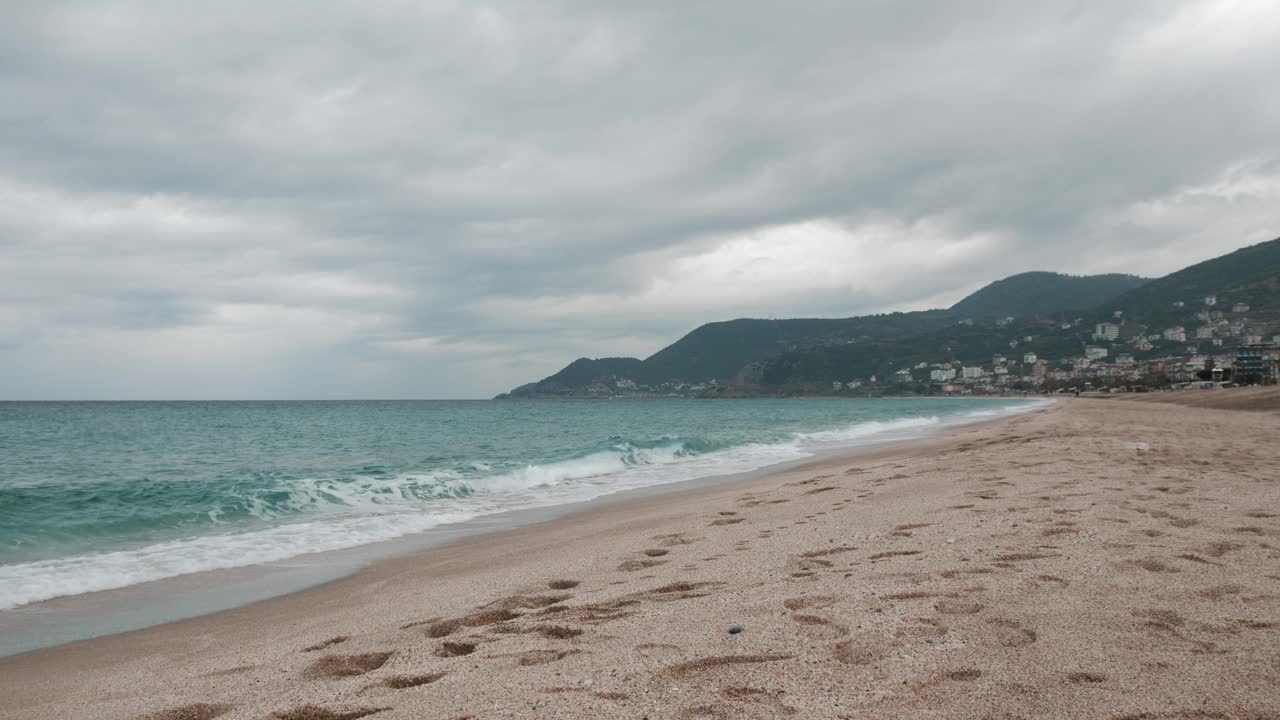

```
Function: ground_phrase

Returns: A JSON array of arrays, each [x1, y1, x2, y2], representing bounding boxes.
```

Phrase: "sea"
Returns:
[[0, 397, 1043, 653]]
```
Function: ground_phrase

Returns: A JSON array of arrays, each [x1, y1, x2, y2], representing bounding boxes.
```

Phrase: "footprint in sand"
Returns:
[[993, 552, 1058, 562], [144, 704, 233, 720], [635, 643, 683, 658], [490, 593, 572, 610], [718, 687, 796, 716], [935, 600, 985, 615], [272, 704, 388, 720], [881, 590, 956, 602], [517, 649, 580, 666], [661, 654, 794, 677], [783, 595, 835, 611], [789, 614, 849, 639], [890, 522, 933, 537], [1132, 608, 1185, 633], [1176, 553, 1218, 565], [528, 624, 583, 639], [306, 652, 393, 678], [654, 533, 702, 547], [373, 672, 446, 690], [435, 641, 477, 657], [895, 617, 947, 638], [425, 608, 520, 638], [832, 635, 891, 665], [302, 636, 350, 652], [618, 559, 667, 571], [987, 617, 1037, 646], [1202, 541, 1242, 558], [710, 517, 744, 526], [1195, 584, 1242, 600], [1129, 558, 1181, 574], [868, 550, 922, 561]]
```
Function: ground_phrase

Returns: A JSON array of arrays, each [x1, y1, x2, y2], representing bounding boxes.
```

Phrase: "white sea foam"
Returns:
[[795, 415, 941, 443], [0, 400, 1047, 610]]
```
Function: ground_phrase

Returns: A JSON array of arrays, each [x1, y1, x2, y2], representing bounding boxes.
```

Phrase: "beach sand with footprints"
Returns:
[[2, 392, 1279, 720]]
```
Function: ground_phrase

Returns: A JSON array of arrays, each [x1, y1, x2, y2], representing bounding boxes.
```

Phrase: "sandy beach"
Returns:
[[2, 393, 1278, 720]]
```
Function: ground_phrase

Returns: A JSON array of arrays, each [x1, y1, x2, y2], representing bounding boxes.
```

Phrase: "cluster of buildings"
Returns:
[[874, 344, 1279, 394], [567, 292, 1276, 397], [877, 294, 1279, 393]]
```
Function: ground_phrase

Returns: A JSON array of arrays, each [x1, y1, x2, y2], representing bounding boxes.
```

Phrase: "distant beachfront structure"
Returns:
[[1093, 322, 1119, 341]]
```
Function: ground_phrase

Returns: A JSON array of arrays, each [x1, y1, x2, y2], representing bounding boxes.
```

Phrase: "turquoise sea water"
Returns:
[[0, 398, 1041, 610]]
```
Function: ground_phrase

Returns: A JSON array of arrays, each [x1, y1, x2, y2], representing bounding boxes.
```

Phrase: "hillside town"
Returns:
[[842, 294, 1280, 395], [530, 292, 1280, 398]]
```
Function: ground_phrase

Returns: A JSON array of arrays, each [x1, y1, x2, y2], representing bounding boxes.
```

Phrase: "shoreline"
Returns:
[[0, 400, 1046, 659], [3, 395, 1277, 719]]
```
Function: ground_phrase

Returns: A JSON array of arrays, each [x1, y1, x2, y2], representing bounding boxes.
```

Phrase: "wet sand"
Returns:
[[2, 395, 1278, 720]]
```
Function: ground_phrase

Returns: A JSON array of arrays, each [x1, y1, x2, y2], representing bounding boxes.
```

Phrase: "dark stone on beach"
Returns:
[[728, 625, 744, 635]]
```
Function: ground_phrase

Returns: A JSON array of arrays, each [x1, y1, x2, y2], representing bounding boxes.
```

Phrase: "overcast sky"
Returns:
[[2, 1, 1279, 399]]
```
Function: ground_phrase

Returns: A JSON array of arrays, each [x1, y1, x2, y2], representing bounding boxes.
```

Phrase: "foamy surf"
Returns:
[[0, 398, 1045, 610]]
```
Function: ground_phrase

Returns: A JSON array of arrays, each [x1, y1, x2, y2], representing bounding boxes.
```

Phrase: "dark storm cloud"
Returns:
[[1, 0, 1278, 398]]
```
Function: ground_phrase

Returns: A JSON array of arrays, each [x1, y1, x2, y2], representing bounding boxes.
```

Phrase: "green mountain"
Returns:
[[499, 312, 957, 397], [950, 272, 1148, 320], [639, 312, 956, 385], [497, 237, 1279, 397], [1105, 238, 1280, 324], [747, 237, 1280, 388]]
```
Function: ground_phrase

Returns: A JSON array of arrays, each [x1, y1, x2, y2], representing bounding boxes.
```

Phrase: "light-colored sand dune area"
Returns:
[[2, 399, 1278, 720]]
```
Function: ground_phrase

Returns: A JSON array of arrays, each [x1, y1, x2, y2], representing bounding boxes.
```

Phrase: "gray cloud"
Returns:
[[1, 0, 1279, 398]]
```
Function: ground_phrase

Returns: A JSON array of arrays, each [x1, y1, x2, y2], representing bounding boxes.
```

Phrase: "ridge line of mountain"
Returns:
[[497, 237, 1279, 398]]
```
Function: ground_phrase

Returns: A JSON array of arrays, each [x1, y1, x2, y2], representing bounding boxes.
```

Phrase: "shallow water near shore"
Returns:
[[0, 397, 1043, 655]]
